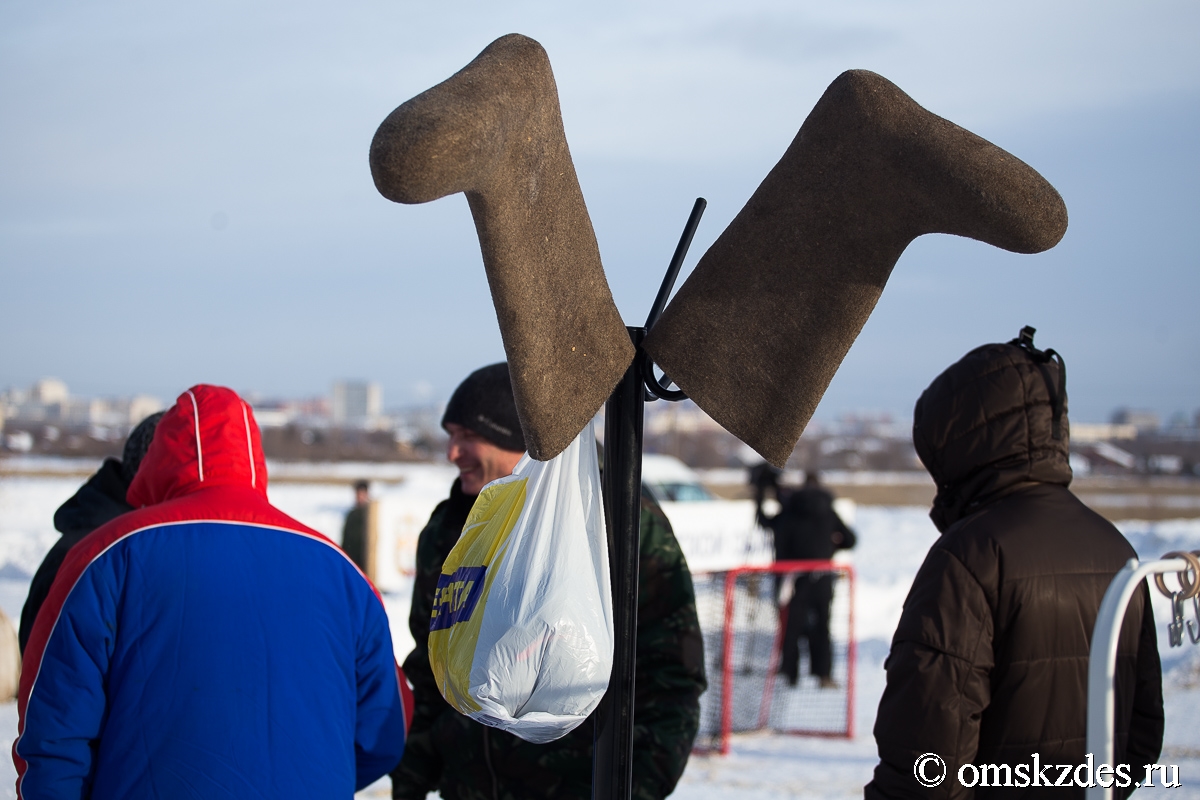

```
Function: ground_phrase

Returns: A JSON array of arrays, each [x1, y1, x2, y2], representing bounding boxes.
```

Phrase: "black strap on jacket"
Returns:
[[1009, 325, 1068, 440]]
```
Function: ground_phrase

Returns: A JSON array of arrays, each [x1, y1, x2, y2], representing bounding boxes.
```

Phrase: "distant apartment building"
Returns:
[[0, 379, 164, 429], [1, 379, 165, 453], [31, 378, 68, 405], [644, 400, 724, 436], [248, 396, 330, 428], [1110, 408, 1161, 434], [331, 381, 383, 429], [1071, 423, 1139, 444]]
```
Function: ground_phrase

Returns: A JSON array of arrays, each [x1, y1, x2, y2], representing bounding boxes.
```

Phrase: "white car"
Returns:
[[641, 454, 772, 574]]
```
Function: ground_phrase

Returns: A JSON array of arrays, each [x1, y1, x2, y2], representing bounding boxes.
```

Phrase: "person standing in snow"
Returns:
[[866, 331, 1163, 799], [15, 385, 411, 798], [341, 479, 372, 572], [18, 410, 163, 654], [390, 362, 705, 800], [759, 470, 855, 689]]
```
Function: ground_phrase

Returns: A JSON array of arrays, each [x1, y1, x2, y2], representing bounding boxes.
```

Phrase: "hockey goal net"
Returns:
[[693, 561, 856, 754]]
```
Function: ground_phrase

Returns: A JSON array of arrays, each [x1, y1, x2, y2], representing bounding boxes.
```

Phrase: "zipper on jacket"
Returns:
[[482, 726, 499, 800]]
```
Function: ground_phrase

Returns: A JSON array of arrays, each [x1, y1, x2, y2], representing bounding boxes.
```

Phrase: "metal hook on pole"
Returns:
[[1169, 592, 1186, 647], [1184, 551, 1200, 645], [1186, 595, 1200, 645], [643, 198, 706, 403]]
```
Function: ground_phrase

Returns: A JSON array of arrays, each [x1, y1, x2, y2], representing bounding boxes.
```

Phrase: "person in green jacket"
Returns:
[[391, 362, 706, 800]]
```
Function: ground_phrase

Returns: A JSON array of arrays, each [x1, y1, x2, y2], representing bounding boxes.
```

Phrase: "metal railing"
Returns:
[[1086, 551, 1200, 800]]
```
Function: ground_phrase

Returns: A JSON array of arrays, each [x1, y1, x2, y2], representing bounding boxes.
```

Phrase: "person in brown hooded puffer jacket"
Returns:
[[866, 328, 1163, 799]]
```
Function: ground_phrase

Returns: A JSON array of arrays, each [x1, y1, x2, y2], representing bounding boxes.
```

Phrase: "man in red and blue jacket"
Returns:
[[14, 385, 411, 799]]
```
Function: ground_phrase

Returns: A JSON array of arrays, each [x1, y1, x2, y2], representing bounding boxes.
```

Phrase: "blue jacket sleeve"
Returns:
[[15, 556, 120, 799], [353, 591, 408, 790]]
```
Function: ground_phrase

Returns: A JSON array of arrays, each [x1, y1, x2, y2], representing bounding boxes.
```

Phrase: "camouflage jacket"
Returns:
[[391, 479, 706, 800]]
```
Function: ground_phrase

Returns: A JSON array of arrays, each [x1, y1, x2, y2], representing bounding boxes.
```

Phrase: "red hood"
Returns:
[[128, 385, 269, 507]]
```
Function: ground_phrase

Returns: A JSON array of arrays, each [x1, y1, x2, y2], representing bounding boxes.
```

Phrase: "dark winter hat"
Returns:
[[441, 363, 527, 453], [121, 411, 165, 485]]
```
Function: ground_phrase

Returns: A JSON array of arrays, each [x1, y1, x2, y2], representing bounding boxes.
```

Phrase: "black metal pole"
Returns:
[[645, 197, 707, 331], [593, 199, 706, 800], [593, 326, 646, 800]]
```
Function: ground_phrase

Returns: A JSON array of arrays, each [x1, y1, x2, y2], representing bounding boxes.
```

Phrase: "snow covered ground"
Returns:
[[2, 467, 1200, 798]]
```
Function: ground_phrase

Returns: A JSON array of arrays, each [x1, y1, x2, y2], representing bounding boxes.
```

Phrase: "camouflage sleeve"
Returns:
[[390, 504, 452, 800], [631, 497, 707, 800]]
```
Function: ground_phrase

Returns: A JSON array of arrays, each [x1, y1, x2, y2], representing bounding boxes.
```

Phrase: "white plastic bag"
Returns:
[[428, 424, 613, 743]]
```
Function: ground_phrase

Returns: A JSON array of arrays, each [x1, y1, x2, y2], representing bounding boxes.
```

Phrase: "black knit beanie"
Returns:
[[121, 411, 165, 484], [441, 363, 527, 453]]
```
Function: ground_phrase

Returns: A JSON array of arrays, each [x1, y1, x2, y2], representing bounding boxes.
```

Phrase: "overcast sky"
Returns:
[[2, 0, 1198, 425]]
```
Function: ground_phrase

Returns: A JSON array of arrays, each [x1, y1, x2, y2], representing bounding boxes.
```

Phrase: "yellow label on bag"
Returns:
[[429, 475, 527, 714]]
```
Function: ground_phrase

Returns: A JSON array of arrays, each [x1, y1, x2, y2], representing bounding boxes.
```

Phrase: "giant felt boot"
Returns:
[[370, 34, 633, 461], [643, 70, 1069, 467]]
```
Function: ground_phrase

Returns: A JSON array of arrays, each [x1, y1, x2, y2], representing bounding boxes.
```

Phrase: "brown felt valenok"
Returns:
[[643, 69, 1069, 468], [369, 34, 633, 461]]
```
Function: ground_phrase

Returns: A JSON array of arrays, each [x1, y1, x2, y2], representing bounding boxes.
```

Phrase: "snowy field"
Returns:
[[3, 466, 1200, 798]]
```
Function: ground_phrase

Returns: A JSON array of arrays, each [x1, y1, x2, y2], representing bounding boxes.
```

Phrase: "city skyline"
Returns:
[[3, 374, 1194, 432]]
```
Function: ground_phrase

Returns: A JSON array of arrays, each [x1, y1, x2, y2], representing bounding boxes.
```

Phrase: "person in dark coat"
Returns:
[[18, 411, 162, 653], [760, 471, 855, 688], [866, 332, 1163, 799], [341, 479, 371, 572], [390, 363, 705, 800]]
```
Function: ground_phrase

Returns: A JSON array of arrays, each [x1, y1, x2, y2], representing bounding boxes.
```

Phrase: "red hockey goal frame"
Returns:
[[711, 560, 856, 754]]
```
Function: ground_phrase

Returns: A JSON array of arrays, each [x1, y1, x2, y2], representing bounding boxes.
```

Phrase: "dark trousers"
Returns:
[[780, 573, 834, 682]]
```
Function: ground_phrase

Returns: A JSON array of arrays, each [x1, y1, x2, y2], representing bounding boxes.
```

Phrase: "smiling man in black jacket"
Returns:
[[866, 331, 1163, 799]]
